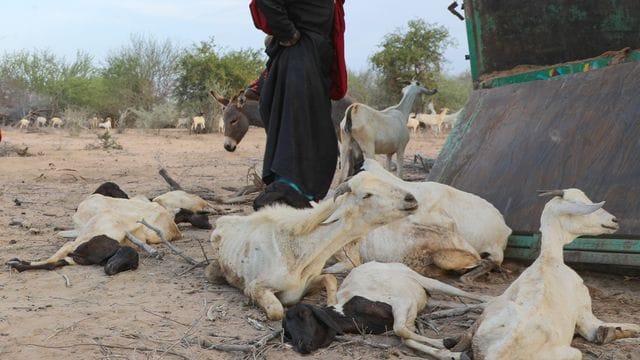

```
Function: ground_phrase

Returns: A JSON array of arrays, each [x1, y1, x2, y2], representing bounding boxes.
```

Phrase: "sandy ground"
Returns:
[[0, 126, 639, 360]]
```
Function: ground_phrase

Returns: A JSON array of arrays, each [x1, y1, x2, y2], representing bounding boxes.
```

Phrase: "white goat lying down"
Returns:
[[327, 159, 511, 282], [6, 183, 184, 275], [449, 189, 640, 359], [283, 261, 491, 359], [205, 171, 419, 320], [338, 81, 436, 182]]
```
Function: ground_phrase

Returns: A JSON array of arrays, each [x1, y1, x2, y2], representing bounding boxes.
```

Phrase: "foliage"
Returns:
[[86, 130, 123, 150], [63, 107, 94, 137], [131, 102, 179, 129], [347, 69, 385, 108], [431, 72, 473, 113], [173, 38, 264, 119], [370, 19, 453, 108], [102, 34, 182, 115]]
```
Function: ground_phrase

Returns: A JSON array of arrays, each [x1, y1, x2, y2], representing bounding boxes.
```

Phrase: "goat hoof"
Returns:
[[595, 325, 617, 344]]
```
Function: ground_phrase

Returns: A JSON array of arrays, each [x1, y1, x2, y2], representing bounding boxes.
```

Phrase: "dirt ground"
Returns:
[[1, 127, 639, 360]]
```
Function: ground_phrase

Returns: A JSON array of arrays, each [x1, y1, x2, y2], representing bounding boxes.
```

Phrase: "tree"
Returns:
[[370, 19, 453, 108], [173, 38, 264, 124], [102, 34, 182, 121], [431, 71, 473, 113]]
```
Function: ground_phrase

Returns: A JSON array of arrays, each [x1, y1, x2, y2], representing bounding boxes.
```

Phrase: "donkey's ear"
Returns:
[[210, 90, 229, 106]]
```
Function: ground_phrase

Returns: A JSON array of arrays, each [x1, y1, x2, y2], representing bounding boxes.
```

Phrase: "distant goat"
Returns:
[[283, 261, 491, 358], [191, 114, 206, 133], [36, 116, 47, 127], [448, 189, 640, 359], [50, 117, 64, 128], [338, 81, 436, 182], [176, 117, 190, 129], [217, 117, 224, 133], [17, 118, 30, 129], [98, 119, 112, 129], [205, 171, 418, 320], [416, 108, 448, 136]]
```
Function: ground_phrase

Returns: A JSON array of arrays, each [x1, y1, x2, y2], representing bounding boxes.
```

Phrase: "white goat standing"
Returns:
[[417, 107, 448, 136], [217, 116, 225, 133], [442, 108, 462, 130], [205, 171, 418, 320], [191, 115, 206, 132], [338, 81, 436, 182], [407, 113, 421, 135], [326, 159, 511, 282], [17, 118, 30, 129], [452, 189, 640, 359], [36, 116, 47, 127], [50, 117, 64, 128], [98, 119, 112, 129]]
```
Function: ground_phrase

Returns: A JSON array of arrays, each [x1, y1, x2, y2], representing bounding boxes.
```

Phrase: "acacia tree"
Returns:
[[370, 19, 453, 108]]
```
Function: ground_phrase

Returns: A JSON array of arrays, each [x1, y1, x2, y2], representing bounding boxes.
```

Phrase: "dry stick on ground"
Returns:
[[138, 219, 201, 266], [197, 329, 283, 352], [20, 343, 191, 360], [333, 335, 393, 350], [125, 231, 162, 259], [426, 303, 485, 319]]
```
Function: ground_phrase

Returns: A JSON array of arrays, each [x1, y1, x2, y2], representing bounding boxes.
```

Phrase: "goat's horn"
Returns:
[[333, 182, 352, 202], [537, 189, 565, 198]]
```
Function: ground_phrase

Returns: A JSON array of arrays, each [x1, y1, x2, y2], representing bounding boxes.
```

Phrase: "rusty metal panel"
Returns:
[[465, 0, 640, 79], [429, 61, 640, 235]]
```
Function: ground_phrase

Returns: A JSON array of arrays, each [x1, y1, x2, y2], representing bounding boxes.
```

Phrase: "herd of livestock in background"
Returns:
[[4, 80, 640, 360]]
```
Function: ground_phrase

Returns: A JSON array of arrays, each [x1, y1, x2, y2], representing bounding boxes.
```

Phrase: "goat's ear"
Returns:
[[311, 307, 343, 335], [556, 201, 605, 216], [321, 206, 345, 225]]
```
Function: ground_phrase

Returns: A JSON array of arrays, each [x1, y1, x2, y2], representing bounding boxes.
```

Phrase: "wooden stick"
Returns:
[[125, 231, 161, 258], [158, 168, 183, 191], [138, 219, 199, 266], [426, 304, 485, 319], [334, 335, 392, 349], [20, 342, 191, 360], [197, 329, 282, 352]]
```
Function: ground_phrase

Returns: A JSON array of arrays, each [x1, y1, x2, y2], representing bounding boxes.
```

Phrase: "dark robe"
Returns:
[[255, 0, 338, 200]]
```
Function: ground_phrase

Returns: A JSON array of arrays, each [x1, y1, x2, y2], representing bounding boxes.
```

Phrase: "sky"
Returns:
[[0, 0, 470, 75]]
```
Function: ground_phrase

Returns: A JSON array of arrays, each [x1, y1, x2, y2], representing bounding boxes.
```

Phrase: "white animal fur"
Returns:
[[11, 194, 180, 269], [36, 116, 47, 127], [206, 171, 418, 320], [17, 118, 30, 129], [176, 117, 190, 128], [338, 81, 435, 182], [335, 262, 491, 360], [98, 119, 112, 129], [326, 159, 511, 280], [191, 115, 206, 132], [50, 117, 64, 128], [152, 190, 209, 214], [442, 108, 462, 130], [464, 189, 639, 359], [416, 108, 448, 136], [217, 117, 224, 133]]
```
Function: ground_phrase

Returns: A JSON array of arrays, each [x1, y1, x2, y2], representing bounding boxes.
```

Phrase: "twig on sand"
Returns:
[[158, 168, 183, 191], [138, 219, 200, 266], [196, 329, 283, 352], [46, 317, 92, 340], [334, 335, 392, 349], [125, 231, 162, 259], [142, 307, 190, 327], [58, 272, 71, 287], [426, 303, 485, 319], [20, 342, 191, 360]]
